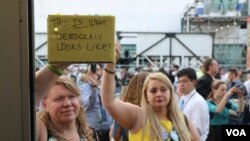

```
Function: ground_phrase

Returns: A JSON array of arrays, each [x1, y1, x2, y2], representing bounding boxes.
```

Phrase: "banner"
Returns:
[[47, 15, 115, 63]]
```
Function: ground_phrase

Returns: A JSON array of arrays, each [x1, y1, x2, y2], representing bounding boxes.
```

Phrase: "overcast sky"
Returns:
[[34, 0, 194, 32]]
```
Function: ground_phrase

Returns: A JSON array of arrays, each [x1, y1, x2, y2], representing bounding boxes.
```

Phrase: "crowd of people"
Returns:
[[35, 45, 250, 141]]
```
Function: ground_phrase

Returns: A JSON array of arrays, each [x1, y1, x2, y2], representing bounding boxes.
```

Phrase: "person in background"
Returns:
[[36, 64, 93, 141], [119, 67, 131, 96], [219, 68, 227, 82], [79, 73, 89, 84], [206, 80, 244, 141], [80, 63, 112, 141], [196, 65, 205, 79], [101, 45, 200, 141], [109, 72, 149, 141], [226, 68, 246, 98], [171, 64, 179, 77], [196, 58, 219, 99], [158, 67, 175, 85], [114, 74, 122, 97], [225, 68, 248, 124], [177, 67, 210, 141], [121, 67, 130, 86], [170, 64, 180, 90], [237, 69, 243, 82]]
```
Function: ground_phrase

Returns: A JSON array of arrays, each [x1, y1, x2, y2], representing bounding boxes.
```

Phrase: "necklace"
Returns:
[[59, 130, 78, 141]]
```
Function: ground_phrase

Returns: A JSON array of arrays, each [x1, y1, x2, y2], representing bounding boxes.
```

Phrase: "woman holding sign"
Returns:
[[101, 45, 199, 141], [36, 64, 94, 141]]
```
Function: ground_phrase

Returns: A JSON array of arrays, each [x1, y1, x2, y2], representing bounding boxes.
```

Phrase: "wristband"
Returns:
[[47, 64, 63, 76], [104, 68, 116, 74]]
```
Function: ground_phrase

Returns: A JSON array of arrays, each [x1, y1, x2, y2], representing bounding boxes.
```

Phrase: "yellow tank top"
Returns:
[[129, 120, 172, 141]]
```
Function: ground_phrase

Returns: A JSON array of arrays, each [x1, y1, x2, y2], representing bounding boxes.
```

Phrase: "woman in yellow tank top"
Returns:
[[129, 120, 174, 141], [101, 45, 200, 141]]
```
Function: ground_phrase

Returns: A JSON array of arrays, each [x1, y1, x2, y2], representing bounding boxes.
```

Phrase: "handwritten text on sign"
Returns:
[[47, 15, 115, 63]]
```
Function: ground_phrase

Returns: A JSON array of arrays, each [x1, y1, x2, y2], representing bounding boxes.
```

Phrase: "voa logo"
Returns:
[[226, 129, 246, 136]]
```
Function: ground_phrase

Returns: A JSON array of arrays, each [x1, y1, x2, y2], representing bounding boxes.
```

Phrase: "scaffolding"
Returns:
[[181, 0, 248, 70], [116, 31, 213, 71]]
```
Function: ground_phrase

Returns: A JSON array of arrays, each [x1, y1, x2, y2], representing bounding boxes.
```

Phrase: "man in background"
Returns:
[[177, 67, 210, 141]]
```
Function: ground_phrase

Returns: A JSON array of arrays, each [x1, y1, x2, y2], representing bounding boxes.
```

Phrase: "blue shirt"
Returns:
[[79, 83, 112, 131]]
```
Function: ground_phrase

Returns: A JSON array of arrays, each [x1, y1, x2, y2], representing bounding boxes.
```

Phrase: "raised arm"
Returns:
[[216, 87, 235, 113], [236, 89, 244, 113], [35, 64, 68, 106], [101, 45, 142, 131]]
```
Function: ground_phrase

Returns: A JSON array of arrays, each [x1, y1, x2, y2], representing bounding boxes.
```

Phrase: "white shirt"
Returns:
[[244, 80, 250, 95], [179, 89, 210, 141]]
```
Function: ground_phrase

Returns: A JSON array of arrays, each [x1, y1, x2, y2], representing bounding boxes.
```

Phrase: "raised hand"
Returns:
[[114, 43, 121, 64]]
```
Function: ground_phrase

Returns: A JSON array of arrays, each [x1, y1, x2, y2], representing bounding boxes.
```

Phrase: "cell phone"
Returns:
[[90, 63, 97, 73]]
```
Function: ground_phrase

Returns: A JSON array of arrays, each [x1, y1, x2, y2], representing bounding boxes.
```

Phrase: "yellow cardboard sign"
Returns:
[[47, 15, 115, 63]]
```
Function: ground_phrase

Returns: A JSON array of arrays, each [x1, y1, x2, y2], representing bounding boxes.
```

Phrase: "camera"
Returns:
[[231, 82, 246, 98], [235, 84, 245, 93]]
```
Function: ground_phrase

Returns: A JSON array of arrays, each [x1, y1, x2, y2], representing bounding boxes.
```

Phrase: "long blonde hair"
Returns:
[[37, 76, 93, 140], [141, 72, 191, 141]]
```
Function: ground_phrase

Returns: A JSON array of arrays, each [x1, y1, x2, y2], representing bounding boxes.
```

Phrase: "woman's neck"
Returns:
[[213, 96, 222, 104], [58, 126, 79, 141], [154, 108, 168, 120], [53, 120, 78, 139]]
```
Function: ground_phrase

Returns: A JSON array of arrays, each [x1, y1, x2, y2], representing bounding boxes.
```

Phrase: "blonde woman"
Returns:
[[36, 65, 93, 141], [101, 45, 199, 141]]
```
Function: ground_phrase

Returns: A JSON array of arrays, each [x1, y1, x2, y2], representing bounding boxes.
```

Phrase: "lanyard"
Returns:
[[181, 92, 196, 111]]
